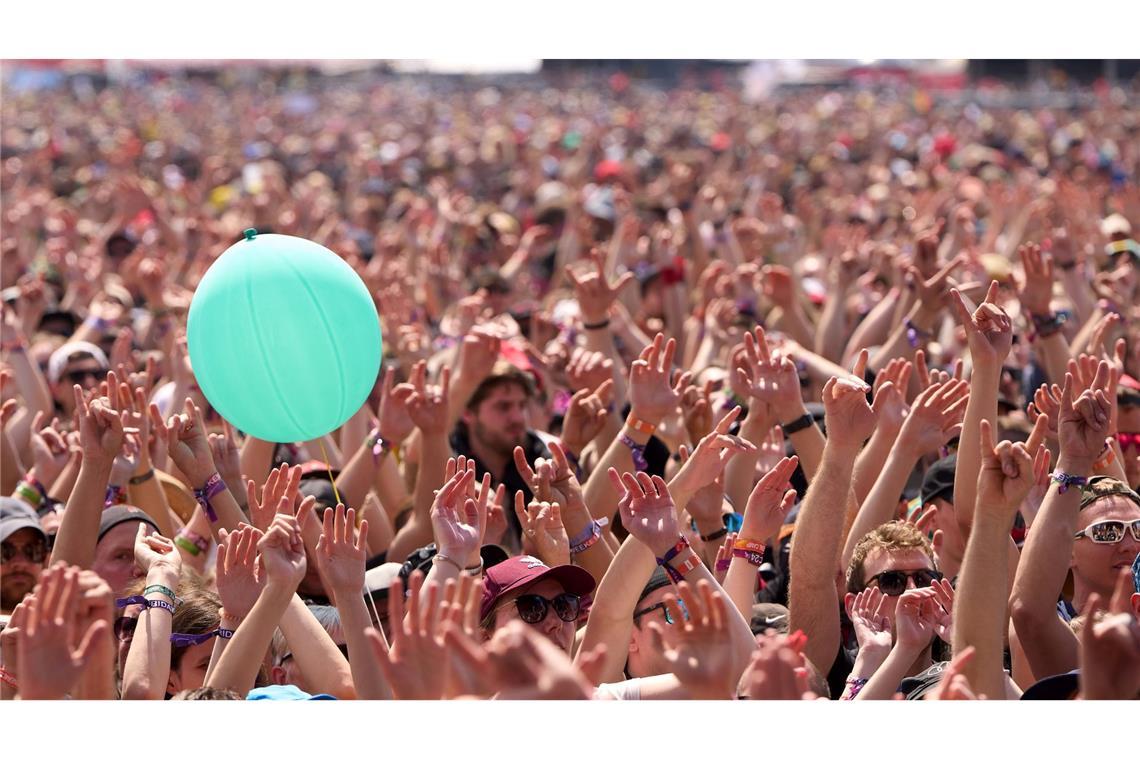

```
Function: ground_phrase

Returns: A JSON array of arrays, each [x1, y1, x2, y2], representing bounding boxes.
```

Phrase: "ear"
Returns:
[[166, 664, 183, 697], [1131, 593, 1139, 618], [627, 625, 641, 655], [843, 592, 857, 618], [270, 666, 288, 685], [461, 408, 476, 426]]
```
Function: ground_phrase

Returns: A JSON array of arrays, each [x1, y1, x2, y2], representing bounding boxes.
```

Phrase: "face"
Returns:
[[167, 640, 214, 696], [1072, 496, 1140, 598], [464, 383, 530, 457], [272, 636, 349, 691], [53, 356, 104, 414], [116, 607, 140, 675], [490, 579, 576, 654], [1, 529, 47, 611], [930, 497, 965, 559], [628, 586, 678, 678], [93, 521, 150, 597], [845, 547, 938, 636], [1117, 407, 1140, 489]]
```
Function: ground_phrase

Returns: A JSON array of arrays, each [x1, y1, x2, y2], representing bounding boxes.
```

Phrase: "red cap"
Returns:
[[594, 159, 623, 182], [480, 555, 596, 620]]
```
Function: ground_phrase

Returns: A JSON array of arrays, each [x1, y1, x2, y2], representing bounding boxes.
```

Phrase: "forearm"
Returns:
[[47, 452, 81, 502], [1032, 332, 1071, 387], [851, 423, 900, 507], [561, 503, 616, 585], [339, 404, 373, 465], [575, 536, 655, 683], [723, 414, 768, 513], [581, 326, 630, 408], [954, 363, 1000, 540], [372, 450, 411, 523], [391, 431, 448, 560], [855, 645, 916, 700], [953, 510, 1014, 699], [333, 591, 392, 700], [335, 441, 377, 513], [768, 304, 815, 352], [814, 287, 849, 364], [121, 572, 179, 700], [238, 435, 275, 485], [208, 583, 294, 697], [72, 635, 117, 700], [1057, 268, 1094, 325], [842, 448, 918, 568], [0, 428, 22, 494], [582, 422, 645, 524], [840, 647, 890, 699], [278, 595, 355, 699], [50, 459, 113, 568], [788, 443, 859, 671], [5, 351, 52, 441], [125, 465, 175, 538], [845, 289, 900, 366]]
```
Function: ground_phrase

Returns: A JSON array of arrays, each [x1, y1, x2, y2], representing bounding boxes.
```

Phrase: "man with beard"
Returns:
[[1, 498, 47, 615], [450, 361, 549, 541]]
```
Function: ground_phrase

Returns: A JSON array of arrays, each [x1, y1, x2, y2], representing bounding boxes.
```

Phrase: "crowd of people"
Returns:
[[1, 65, 1139, 701]]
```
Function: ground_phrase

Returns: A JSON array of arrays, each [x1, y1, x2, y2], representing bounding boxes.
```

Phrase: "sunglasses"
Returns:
[[1074, 519, 1140, 544], [633, 598, 690, 626], [65, 368, 104, 384], [865, 569, 943, 596], [114, 615, 138, 642], [1116, 432, 1140, 452], [1, 542, 47, 563], [512, 593, 582, 625]]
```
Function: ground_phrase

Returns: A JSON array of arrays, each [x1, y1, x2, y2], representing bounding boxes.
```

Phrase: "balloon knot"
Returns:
[[243, 228, 258, 241]]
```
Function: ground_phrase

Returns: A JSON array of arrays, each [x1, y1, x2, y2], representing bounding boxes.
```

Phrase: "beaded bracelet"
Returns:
[[732, 538, 766, 567], [843, 676, 869, 700], [193, 473, 226, 523], [619, 434, 648, 472], [904, 318, 933, 348], [432, 553, 464, 574], [0, 666, 17, 690]]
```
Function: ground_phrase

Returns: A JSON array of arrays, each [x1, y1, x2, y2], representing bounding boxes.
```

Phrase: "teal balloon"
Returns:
[[187, 231, 381, 443]]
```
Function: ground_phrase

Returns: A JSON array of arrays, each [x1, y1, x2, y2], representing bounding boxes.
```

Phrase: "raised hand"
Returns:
[[608, 469, 680, 557], [627, 333, 687, 426], [741, 455, 799, 545], [1057, 366, 1113, 464], [950, 281, 1013, 369], [977, 419, 1039, 516], [375, 366, 416, 446], [895, 380, 970, 457], [257, 508, 311, 591], [316, 503, 370, 600], [741, 630, 817, 700], [1016, 242, 1055, 317], [455, 328, 501, 384], [164, 398, 217, 487], [73, 385, 126, 467], [680, 379, 715, 445], [734, 327, 803, 427], [893, 588, 940, 655], [565, 347, 614, 393], [405, 362, 451, 435], [849, 587, 893, 656], [929, 646, 981, 700], [670, 406, 756, 498], [29, 411, 70, 487], [514, 494, 570, 567], [560, 381, 612, 457], [208, 420, 242, 497], [245, 464, 302, 533], [644, 581, 738, 699], [821, 374, 878, 450], [15, 564, 110, 700], [364, 573, 449, 700], [1027, 383, 1063, 442], [565, 248, 635, 324], [1077, 568, 1140, 700], [430, 464, 484, 560], [133, 523, 181, 577], [215, 524, 265, 623]]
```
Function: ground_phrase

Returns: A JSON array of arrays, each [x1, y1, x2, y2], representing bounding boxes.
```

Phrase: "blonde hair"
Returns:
[[846, 521, 936, 594]]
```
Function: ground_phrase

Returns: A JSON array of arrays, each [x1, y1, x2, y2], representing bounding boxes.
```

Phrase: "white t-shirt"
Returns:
[[593, 679, 642, 700]]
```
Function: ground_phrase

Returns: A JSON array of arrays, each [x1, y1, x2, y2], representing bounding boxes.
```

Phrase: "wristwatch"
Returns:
[[780, 412, 815, 435]]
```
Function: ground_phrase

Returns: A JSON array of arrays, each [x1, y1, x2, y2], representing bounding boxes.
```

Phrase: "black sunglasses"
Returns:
[[633, 598, 690, 626], [512, 593, 581, 625], [65, 368, 103, 384], [114, 615, 138, 642], [1, 542, 47, 563], [865, 569, 943, 597]]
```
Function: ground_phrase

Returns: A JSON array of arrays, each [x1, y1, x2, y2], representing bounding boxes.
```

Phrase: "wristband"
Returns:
[[618, 434, 648, 472], [366, 427, 394, 463], [700, 526, 729, 542], [193, 473, 226, 523], [170, 629, 232, 647], [1056, 260, 1077, 272], [464, 558, 485, 576], [144, 584, 177, 602], [432, 553, 464, 574], [1092, 446, 1116, 473], [843, 676, 869, 700], [84, 316, 112, 332], [105, 485, 128, 508], [0, 666, 17, 690], [174, 536, 201, 556], [14, 481, 44, 509], [1030, 311, 1067, 339], [904, 318, 932, 348], [1050, 471, 1088, 494], [569, 520, 603, 555], [656, 535, 698, 583], [561, 447, 584, 481], [732, 538, 765, 566], [714, 558, 732, 573], [780, 413, 815, 436], [177, 528, 210, 555], [129, 469, 156, 485], [582, 318, 611, 331], [146, 599, 176, 615], [1, 337, 28, 353], [624, 414, 656, 435]]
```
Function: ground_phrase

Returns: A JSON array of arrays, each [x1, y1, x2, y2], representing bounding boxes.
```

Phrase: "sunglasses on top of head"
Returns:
[[865, 569, 943, 596]]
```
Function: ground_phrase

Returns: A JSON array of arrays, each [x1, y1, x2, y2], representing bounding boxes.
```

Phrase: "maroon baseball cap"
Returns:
[[480, 555, 596, 620]]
